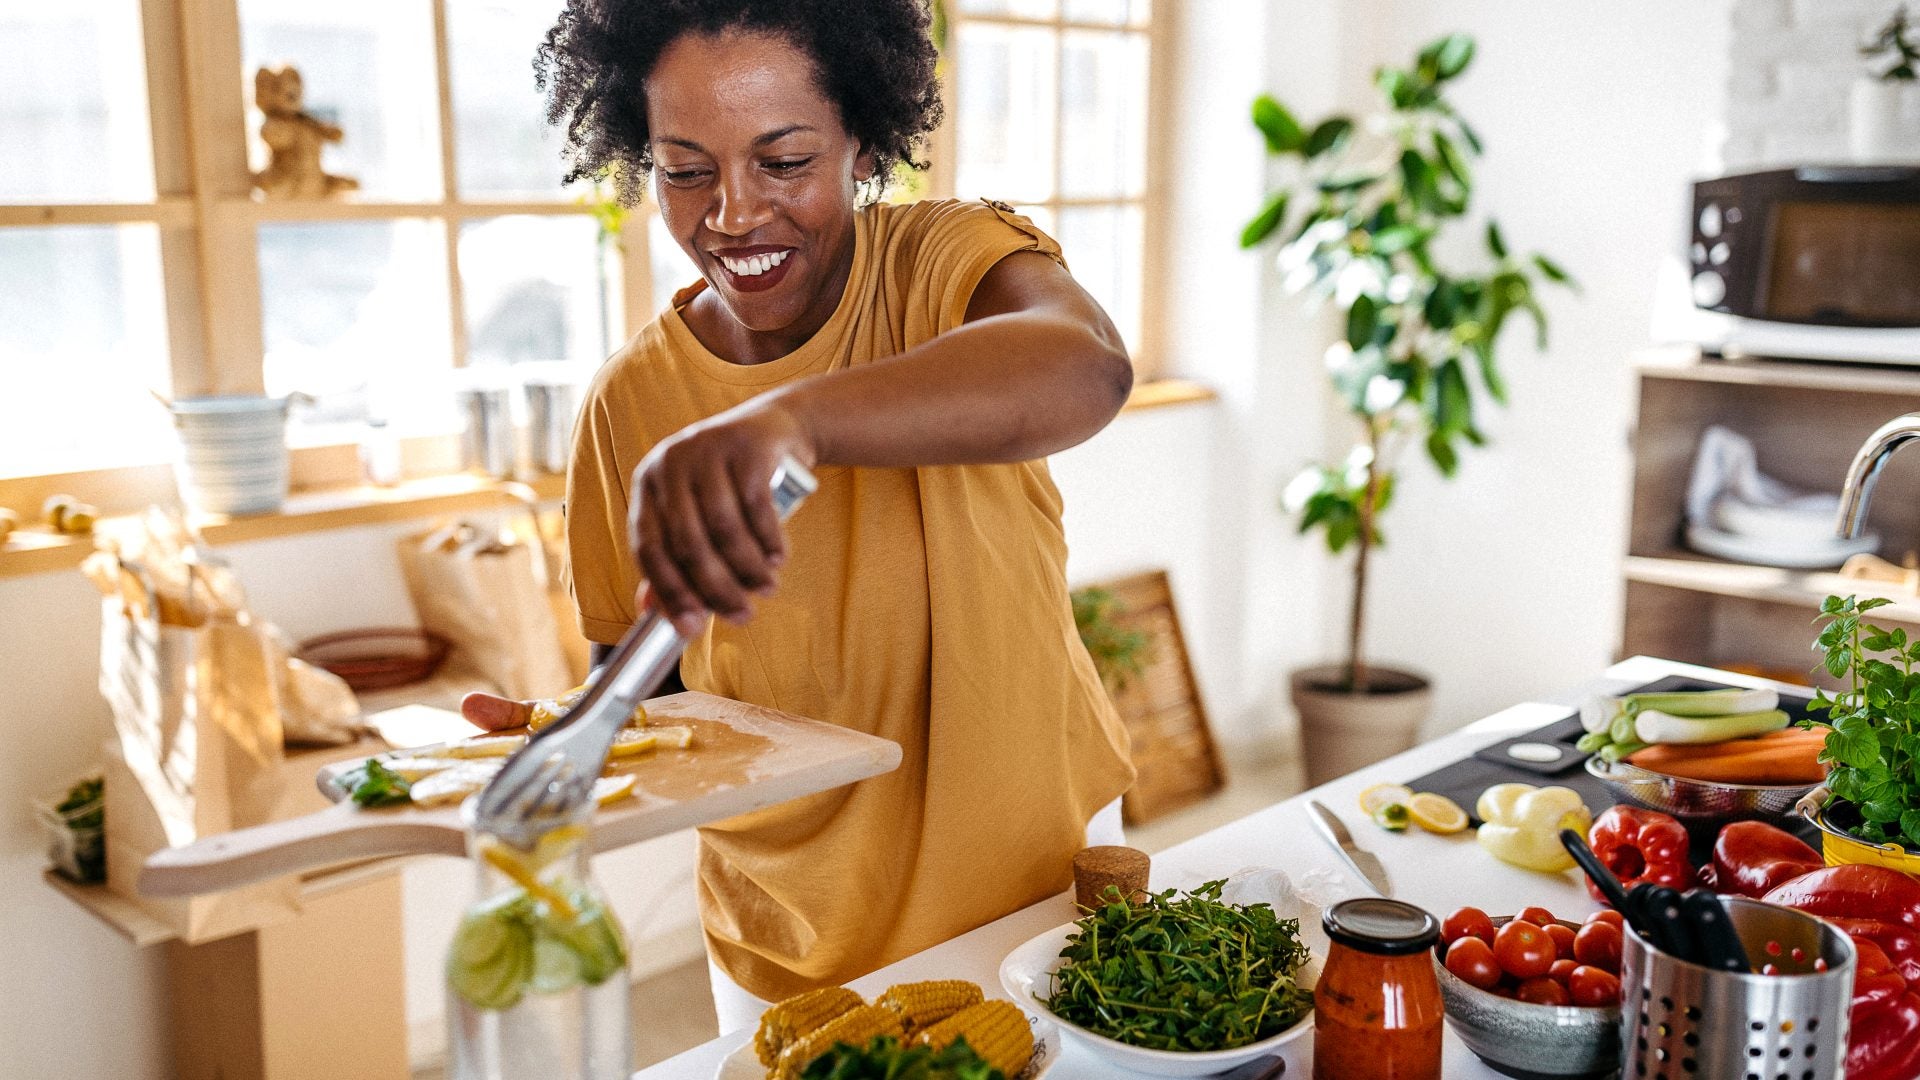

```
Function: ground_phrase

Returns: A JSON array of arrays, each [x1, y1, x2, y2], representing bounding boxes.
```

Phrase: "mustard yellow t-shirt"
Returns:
[[565, 197, 1135, 1000]]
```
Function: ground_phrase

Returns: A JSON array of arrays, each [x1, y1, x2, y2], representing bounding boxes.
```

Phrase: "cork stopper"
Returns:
[[1072, 845, 1151, 911]]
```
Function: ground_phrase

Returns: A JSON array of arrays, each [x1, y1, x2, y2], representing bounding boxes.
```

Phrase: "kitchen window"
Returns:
[[0, 0, 1168, 492]]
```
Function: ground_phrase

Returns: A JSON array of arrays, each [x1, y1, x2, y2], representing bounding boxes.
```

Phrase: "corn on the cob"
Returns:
[[913, 1000, 1032, 1078], [774, 1004, 904, 1080], [875, 980, 983, 1035], [753, 986, 863, 1067]]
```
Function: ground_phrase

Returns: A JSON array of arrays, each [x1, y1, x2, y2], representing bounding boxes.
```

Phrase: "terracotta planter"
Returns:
[[1290, 663, 1433, 787]]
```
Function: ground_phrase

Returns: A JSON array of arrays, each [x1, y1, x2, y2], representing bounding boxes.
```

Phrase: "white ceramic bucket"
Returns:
[[170, 396, 293, 515]]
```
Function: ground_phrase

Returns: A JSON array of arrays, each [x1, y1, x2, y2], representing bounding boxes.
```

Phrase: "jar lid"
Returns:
[[1322, 898, 1440, 956]]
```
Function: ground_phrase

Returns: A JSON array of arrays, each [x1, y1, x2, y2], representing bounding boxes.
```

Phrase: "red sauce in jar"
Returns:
[[1312, 898, 1445, 1080]]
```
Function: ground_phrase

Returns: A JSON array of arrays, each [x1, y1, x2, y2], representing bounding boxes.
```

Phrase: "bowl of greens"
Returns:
[[997, 881, 1316, 1077]]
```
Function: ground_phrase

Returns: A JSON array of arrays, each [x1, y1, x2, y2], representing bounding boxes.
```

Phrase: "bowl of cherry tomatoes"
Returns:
[[1433, 904, 1623, 1079]]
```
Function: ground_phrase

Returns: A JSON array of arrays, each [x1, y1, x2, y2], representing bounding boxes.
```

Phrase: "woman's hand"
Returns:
[[462, 692, 532, 732], [630, 396, 815, 637]]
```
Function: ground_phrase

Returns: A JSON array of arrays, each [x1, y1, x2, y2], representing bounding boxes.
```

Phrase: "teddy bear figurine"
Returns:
[[251, 65, 359, 200]]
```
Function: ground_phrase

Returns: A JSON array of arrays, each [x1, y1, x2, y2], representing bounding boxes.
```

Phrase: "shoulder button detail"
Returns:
[[983, 198, 1015, 213]]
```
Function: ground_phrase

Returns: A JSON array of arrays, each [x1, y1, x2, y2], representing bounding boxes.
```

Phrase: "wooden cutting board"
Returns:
[[139, 692, 901, 897]]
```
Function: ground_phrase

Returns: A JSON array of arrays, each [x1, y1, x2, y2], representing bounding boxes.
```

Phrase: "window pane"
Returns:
[[1056, 203, 1142, 354], [954, 25, 1056, 204], [259, 219, 453, 439], [1059, 30, 1146, 199], [239, 0, 442, 200], [956, 0, 1058, 17], [649, 212, 702, 318], [1062, 0, 1150, 26], [0, 3, 154, 202], [1012, 204, 1056, 237], [460, 215, 611, 365], [0, 225, 171, 476], [447, 0, 571, 198]]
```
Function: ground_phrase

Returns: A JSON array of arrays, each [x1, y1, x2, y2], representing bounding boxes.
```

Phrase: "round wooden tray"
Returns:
[[296, 628, 451, 692]]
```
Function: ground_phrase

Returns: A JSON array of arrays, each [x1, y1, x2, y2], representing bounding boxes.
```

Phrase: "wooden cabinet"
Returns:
[[1622, 349, 1920, 683]]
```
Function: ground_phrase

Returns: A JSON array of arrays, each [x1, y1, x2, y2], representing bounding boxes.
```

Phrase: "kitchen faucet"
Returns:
[[1839, 413, 1920, 538]]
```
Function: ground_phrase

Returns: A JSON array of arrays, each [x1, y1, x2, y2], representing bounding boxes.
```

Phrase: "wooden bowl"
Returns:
[[296, 628, 451, 692]]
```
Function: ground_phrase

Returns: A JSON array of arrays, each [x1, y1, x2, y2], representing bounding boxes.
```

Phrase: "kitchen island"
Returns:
[[635, 655, 1789, 1079]]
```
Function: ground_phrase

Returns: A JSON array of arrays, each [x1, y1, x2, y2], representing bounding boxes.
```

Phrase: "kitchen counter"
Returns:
[[635, 655, 1786, 1079]]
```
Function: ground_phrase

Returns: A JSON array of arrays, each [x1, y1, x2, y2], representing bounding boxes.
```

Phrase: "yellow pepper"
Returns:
[[1474, 783, 1592, 873]]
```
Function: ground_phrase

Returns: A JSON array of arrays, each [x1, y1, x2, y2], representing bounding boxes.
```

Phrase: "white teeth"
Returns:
[[718, 250, 791, 278]]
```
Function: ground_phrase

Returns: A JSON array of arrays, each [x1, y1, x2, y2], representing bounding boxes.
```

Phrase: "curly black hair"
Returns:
[[535, 0, 943, 205]]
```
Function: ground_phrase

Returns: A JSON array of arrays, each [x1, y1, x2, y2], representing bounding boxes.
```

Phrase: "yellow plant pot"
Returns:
[[1799, 787, 1920, 879]]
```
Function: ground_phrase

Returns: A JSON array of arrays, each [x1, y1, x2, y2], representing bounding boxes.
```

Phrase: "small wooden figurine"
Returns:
[[251, 65, 359, 200]]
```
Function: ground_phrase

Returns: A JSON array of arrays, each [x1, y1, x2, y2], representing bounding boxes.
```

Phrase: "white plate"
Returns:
[[998, 920, 1317, 1078], [1685, 521, 1879, 569], [715, 1013, 1062, 1080]]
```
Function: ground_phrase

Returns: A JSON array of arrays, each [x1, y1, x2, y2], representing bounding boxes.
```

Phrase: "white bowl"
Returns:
[[998, 920, 1316, 1078], [714, 1013, 1061, 1080]]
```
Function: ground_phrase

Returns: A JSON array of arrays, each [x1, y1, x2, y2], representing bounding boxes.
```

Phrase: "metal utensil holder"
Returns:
[[1619, 896, 1854, 1080]]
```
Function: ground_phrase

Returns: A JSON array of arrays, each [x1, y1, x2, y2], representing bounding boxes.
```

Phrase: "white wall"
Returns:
[[1725, 0, 1900, 167]]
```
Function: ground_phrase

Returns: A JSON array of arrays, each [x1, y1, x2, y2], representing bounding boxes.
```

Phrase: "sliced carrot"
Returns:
[[1625, 727, 1828, 785]]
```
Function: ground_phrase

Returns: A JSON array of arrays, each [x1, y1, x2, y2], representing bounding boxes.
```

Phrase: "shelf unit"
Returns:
[[1622, 349, 1920, 683]]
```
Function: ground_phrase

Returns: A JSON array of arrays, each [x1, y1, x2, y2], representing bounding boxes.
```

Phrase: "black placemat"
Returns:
[[1404, 675, 1822, 858]]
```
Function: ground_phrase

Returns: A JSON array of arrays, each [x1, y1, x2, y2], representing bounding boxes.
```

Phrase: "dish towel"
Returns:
[[1683, 425, 1877, 568]]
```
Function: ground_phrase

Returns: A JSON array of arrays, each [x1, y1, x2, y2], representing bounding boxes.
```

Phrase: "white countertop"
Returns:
[[636, 656, 1791, 1079]]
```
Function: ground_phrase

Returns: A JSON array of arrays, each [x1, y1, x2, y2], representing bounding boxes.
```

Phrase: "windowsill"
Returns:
[[0, 379, 1215, 583], [0, 471, 564, 582]]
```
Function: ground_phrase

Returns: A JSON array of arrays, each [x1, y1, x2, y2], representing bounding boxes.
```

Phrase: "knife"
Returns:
[[1307, 799, 1392, 896]]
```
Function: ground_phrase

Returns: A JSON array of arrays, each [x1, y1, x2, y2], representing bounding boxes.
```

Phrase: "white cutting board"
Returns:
[[140, 692, 901, 897]]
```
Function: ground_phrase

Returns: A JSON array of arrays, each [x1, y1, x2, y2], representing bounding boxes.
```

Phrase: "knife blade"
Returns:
[[1307, 799, 1392, 896]]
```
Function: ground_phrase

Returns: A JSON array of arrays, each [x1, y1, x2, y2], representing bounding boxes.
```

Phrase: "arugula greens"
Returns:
[[799, 1036, 1003, 1080], [340, 759, 412, 807], [1810, 594, 1920, 848], [1038, 880, 1313, 1052]]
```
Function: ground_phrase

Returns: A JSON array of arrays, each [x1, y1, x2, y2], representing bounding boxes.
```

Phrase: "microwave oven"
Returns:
[[1676, 165, 1920, 365]]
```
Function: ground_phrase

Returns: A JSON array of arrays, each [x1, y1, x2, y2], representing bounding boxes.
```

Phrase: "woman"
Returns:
[[466, 0, 1135, 1030]]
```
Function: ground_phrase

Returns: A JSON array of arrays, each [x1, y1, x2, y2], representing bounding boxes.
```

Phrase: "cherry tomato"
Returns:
[[1573, 921, 1624, 974], [1443, 906, 1497, 947], [1586, 909, 1625, 931], [1515, 975, 1570, 1006], [1445, 936, 1503, 991], [1567, 965, 1622, 1007], [1494, 920, 1556, 980], [1549, 958, 1578, 984], [1544, 922, 1577, 959], [1517, 905, 1558, 928]]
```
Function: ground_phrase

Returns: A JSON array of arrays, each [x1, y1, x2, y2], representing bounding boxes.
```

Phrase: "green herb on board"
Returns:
[[342, 759, 412, 807], [1039, 880, 1313, 1052]]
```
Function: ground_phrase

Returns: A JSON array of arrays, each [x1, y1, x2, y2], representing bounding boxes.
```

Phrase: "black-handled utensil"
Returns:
[[1560, 828, 1687, 959], [1642, 885, 1698, 964], [1680, 888, 1751, 973]]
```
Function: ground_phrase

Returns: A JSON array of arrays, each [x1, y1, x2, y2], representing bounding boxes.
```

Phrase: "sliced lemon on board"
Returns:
[[439, 735, 528, 759], [607, 725, 694, 758], [1406, 792, 1468, 834], [1357, 783, 1415, 818], [592, 774, 637, 806]]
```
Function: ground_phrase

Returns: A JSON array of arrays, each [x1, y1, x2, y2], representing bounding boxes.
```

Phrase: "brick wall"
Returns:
[[1726, 0, 1905, 166]]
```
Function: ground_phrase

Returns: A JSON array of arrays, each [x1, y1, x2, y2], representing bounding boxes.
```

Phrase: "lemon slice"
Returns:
[[377, 756, 466, 781], [440, 735, 527, 759], [1357, 783, 1415, 818], [408, 761, 503, 806], [607, 725, 694, 758], [479, 840, 578, 919], [1405, 792, 1468, 834], [529, 686, 650, 732], [592, 774, 637, 806]]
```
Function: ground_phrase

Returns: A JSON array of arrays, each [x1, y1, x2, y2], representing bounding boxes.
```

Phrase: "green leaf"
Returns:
[[1432, 131, 1471, 188], [1373, 224, 1429, 256], [1240, 191, 1290, 249], [1532, 253, 1574, 286], [1902, 810, 1920, 849], [1346, 294, 1379, 351], [1861, 597, 1896, 612], [1486, 220, 1508, 258], [1830, 713, 1884, 769], [1252, 94, 1305, 154], [1305, 117, 1355, 158], [1469, 339, 1507, 405], [1377, 67, 1416, 109], [1426, 432, 1459, 476], [1317, 173, 1379, 194], [1863, 798, 1906, 824], [1433, 34, 1475, 79], [1399, 149, 1438, 210], [1434, 359, 1472, 436]]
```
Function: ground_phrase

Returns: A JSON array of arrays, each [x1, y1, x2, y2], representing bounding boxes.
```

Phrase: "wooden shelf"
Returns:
[[1624, 551, 1920, 621], [1635, 348, 1920, 396]]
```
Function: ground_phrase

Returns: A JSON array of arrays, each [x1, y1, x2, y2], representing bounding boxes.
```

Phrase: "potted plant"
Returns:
[[1802, 594, 1920, 876], [1852, 5, 1920, 164], [1072, 585, 1152, 694], [1241, 34, 1574, 784]]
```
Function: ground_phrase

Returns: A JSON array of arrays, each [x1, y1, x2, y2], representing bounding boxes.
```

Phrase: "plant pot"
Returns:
[[1801, 792, 1920, 880], [1849, 78, 1920, 164], [1290, 663, 1433, 787]]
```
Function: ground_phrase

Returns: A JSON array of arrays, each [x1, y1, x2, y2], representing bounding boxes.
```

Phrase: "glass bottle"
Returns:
[[1312, 897, 1444, 1080], [447, 813, 631, 1080]]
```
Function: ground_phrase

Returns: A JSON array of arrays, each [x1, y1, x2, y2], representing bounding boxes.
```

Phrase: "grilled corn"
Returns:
[[875, 979, 983, 1035], [753, 986, 863, 1067], [913, 1000, 1032, 1078], [775, 1004, 903, 1080]]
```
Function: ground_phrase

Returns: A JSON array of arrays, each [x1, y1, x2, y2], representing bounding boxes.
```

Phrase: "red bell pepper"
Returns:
[[1762, 864, 1920, 930], [1843, 939, 1920, 1080], [1763, 864, 1920, 1080], [1584, 805, 1695, 905], [1701, 821, 1824, 898]]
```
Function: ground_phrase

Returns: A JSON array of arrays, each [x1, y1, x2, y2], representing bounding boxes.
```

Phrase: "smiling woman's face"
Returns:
[[646, 30, 873, 349]]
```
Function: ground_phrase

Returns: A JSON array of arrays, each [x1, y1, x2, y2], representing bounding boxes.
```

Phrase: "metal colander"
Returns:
[[1585, 755, 1816, 823], [1619, 897, 1854, 1080]]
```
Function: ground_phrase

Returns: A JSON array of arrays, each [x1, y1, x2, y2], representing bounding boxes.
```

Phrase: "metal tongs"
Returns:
[[470, 457, 818, 850]]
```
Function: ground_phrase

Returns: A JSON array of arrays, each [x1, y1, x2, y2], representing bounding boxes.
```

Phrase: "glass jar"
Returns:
[[447, 819, 631, 1080], [1311, 897, 1444, 1080]]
